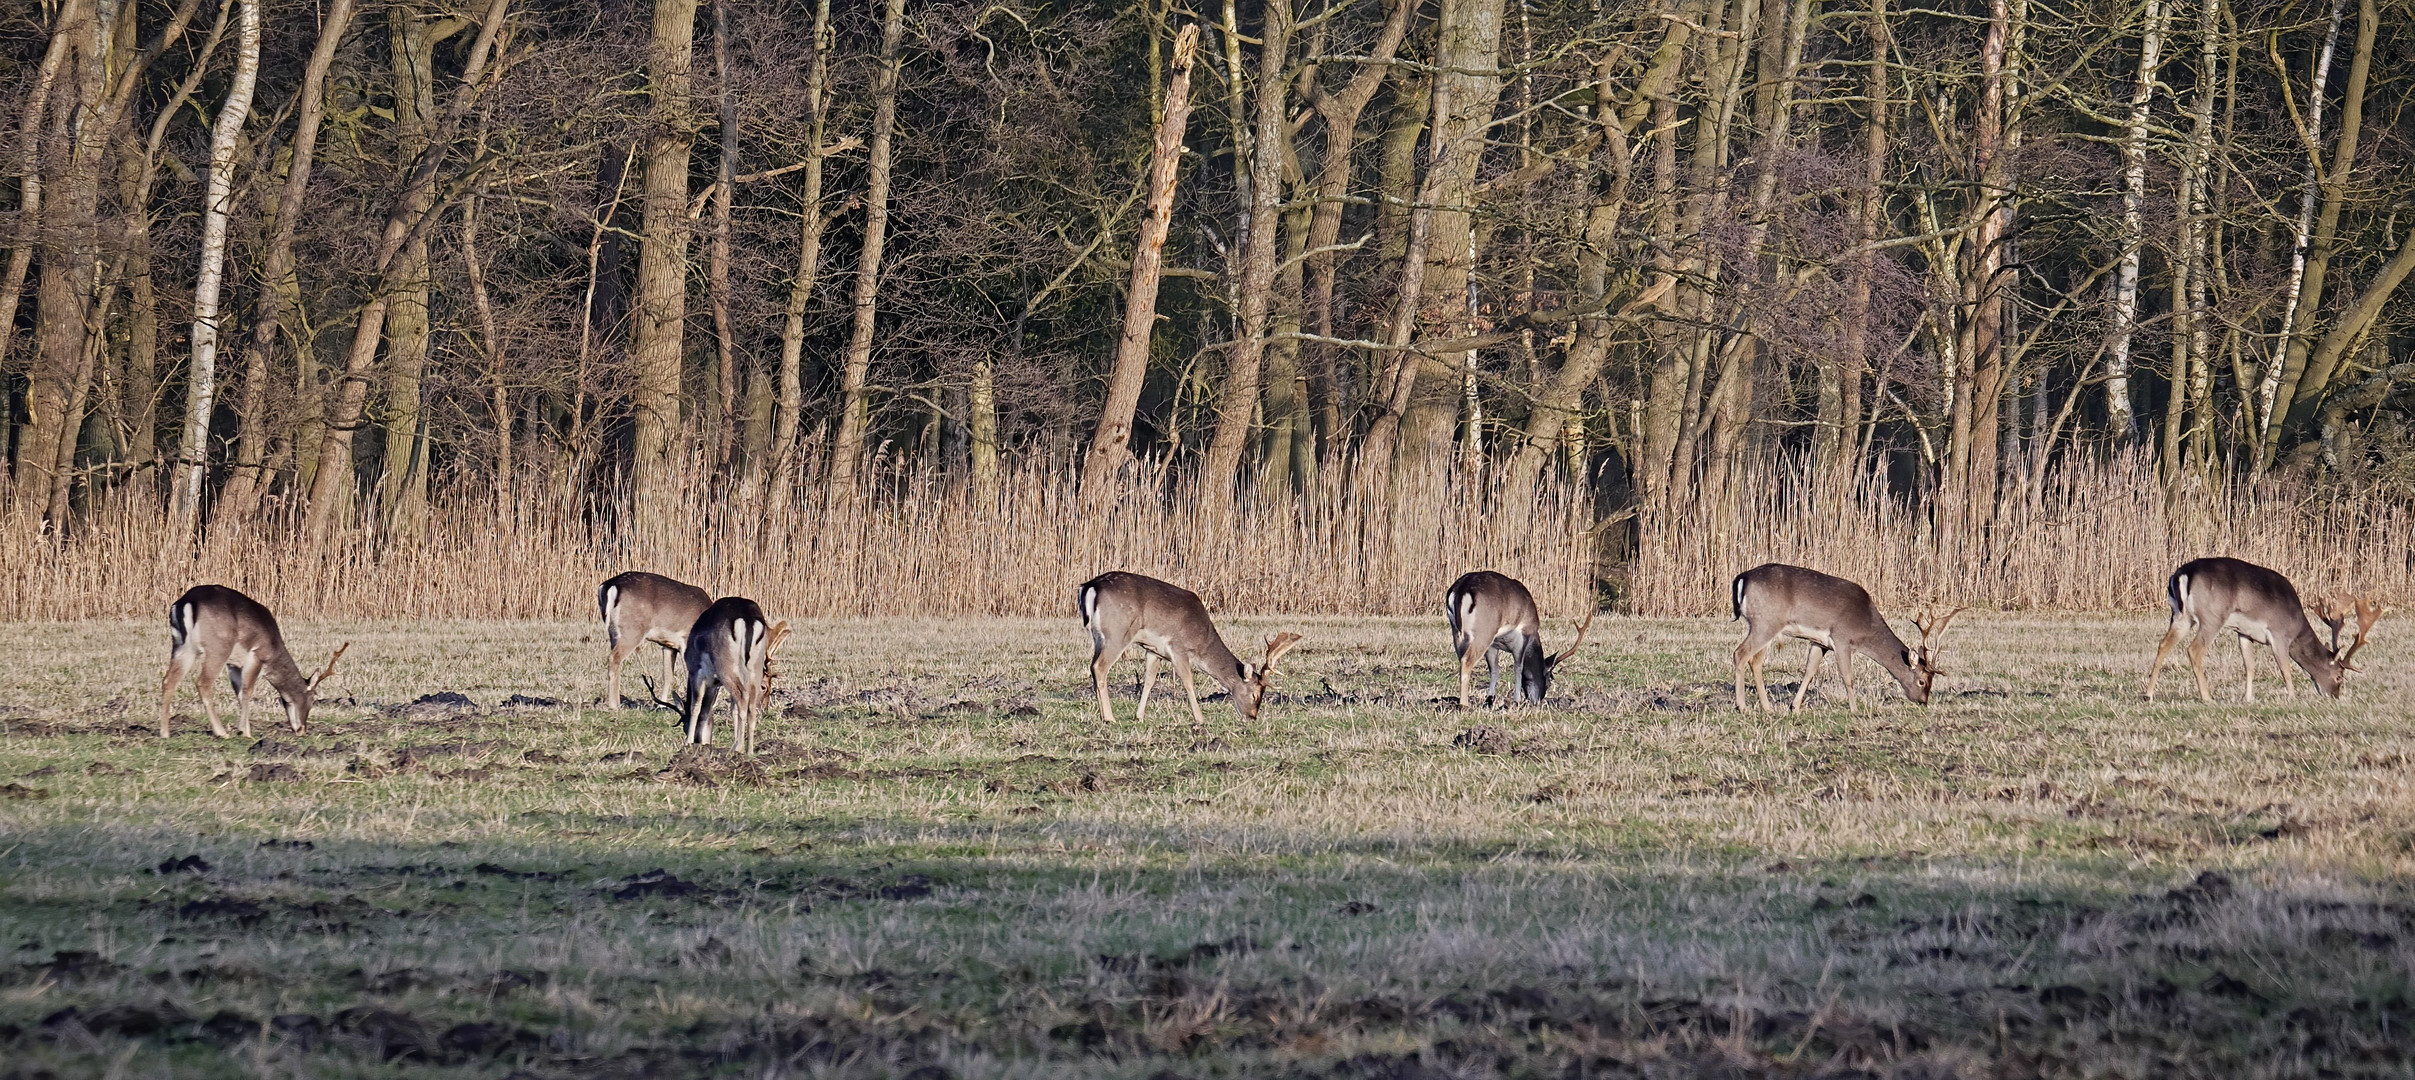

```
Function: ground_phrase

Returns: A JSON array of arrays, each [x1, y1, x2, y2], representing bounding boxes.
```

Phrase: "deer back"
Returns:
[[689, 597, 774, 687], [1446, 571, 1542, 647], [1079, 572, 1246, 685], [600, 572, 714, 641]]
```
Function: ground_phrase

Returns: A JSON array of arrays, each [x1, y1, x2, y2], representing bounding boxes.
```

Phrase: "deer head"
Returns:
[[1235, 632, 1305, 720], [289, 642, 350, 733], [1910, 606, 1965, 702], [1521, 611, 1594, 702]]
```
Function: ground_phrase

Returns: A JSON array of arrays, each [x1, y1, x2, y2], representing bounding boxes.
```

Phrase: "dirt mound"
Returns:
[[660, 745, 772, 786]]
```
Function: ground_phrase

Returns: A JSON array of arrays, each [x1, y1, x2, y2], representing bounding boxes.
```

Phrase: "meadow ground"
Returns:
[[1, 612, 2411, 1078]]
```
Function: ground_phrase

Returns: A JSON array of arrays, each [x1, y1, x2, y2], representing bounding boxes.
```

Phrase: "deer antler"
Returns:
[[1265, 628, 1304, 671], [637, 673, 688, 715], [1259, 632, 1304, 686], [2338, 595, 2388, 672], [764, 620, 792, 683], [306, 642, 351, 691], [2313, 592, 2352, 654], [1911, 606, 1966, 673], [1549, 609, 1595, 667]]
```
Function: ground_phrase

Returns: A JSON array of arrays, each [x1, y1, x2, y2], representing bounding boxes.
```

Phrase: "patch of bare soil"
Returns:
[[659, 746, 771, 786]]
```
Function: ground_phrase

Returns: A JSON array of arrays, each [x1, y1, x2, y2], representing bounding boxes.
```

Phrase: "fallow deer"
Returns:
[[676, 596, 790, 754], [1076, 571, 1303, 728], [2145, 557, 2385, 702], [599, 571, 712, 708], [1444, 570, 1592, 707], [1730, 563, 1958, 712], [160, 585, 348, 738]]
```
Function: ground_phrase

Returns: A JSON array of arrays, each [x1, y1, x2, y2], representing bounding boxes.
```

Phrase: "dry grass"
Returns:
[[2, 612, 2411, 1077], [12, 454, 2408, 627], [1631, 453, 2415, 614], [0, 460, 1591, 622]]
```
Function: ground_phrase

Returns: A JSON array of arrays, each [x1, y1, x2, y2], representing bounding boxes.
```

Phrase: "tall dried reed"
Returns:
[[0, 457, 1591, 622], [1626, 453, 2414, 615]]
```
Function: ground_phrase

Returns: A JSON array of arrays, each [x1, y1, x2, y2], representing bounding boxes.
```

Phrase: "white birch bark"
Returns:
[[2101, 0, 2166, 442], [175, 0, 259, 520], [2256, 0, 2345, 438]]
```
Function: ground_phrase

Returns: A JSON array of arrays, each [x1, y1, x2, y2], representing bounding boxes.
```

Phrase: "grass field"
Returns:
[[2, 612, 2411, 1078]]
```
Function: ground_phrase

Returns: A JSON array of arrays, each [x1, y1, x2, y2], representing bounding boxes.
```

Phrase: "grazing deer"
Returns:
[[676, 597, 790, 754], [160, 585, 348, 738], [2145, 557, 2385, 702], [1730, 563, 1958, 713], [1076, 571, 1303, 728], [1444, 571, 1592, 707], [599, 571, 712, 708]]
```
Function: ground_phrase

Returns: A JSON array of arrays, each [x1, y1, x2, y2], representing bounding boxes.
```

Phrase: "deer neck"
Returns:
[[1189, 632, 1251, 694], [259, 649, 313, 701], [1868, 625, 1925, 696]]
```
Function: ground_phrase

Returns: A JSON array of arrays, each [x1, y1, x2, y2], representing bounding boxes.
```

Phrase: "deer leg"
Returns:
[[1485, 649, 1503, 708], [1173, 653, 1208, 731], [2186, 625, 2214, 703], [2147, 615, 2190, 701], [1839, 650, 1859, 710], [1137, 654, 1160, 723], [1790, 647, 1823, 713], [2270, 639, 2296, 699], [197, 673, 228, 740], [1734, 623, 1781, 713], [697, 684, 723, 747], [684, 661, 713, 745], [607, 635, 637, 709], [161, 651, 198, 738], [1457, 637, 1478, 709], [2237, 632, 2256, 703], [664, 646, 681, 701], [1089, 631, 1120, 726], [233, 655, 266, 739]]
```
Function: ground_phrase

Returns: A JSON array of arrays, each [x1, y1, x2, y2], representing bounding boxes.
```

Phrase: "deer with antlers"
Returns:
[[669, 596, 790, 755], [2146, 557, 2385, 702], [1077, 571, 1303, 727], [160, 585, 349, 738], [1730, 564, 1959, 712], [1445, 571, 1592, 707]]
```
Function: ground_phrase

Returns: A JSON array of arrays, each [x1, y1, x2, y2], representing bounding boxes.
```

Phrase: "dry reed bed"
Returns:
[[6, 455, 2404, 622], [0, 462, 1589, 622], [1629, 454, 2413, 613]]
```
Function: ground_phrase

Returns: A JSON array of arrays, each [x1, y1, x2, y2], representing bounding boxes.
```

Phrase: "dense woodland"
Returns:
[[4, 0, 2414, 598]]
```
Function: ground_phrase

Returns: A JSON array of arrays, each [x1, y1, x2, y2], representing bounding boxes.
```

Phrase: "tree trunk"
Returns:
[[2253, 0, 2346, 454], [2260, 0, 2375, 467], [1386, 0, 1507, 485], [772, 0, 834, 494], [1200, 0, 1290, 504], [628, 0, 699, 509], [301, 0, 512, 538], [1302, 0, 1413, 471], [1501, 24, 1682, 499], [215, 0, 356, 522], [374, 7, 461, 538], [828, 0, 905, 499], [2164, 0, 2218, 479], [0, 10, 75, 389], [16, 1, 107, 518], [709, 0, 739, 475], [1080, 23, 1199, 501], [173, 0, 260, 522], [1824, 0, 1886, 493], [456, 177, 510, 522], [2100, 0, 2165, 445]]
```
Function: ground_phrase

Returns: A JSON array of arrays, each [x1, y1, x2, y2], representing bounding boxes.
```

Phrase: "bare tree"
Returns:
[[174, 0, 259, 523]]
